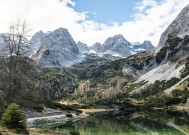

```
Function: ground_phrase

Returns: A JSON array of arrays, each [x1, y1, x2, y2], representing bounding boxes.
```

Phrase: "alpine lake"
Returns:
[[30, 109, 189, 135]]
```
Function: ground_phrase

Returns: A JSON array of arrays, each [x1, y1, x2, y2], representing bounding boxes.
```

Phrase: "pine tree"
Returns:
[[2, 103, 26, 128]]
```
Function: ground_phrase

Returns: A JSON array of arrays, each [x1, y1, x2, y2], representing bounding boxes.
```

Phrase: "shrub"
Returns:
[[171, 89, 182, 97], [45, 100, 73, 110], [66, 113, 73, 117], [181, 94, 189, 103], [70, 131, 80, 135], [181, 63, 189, 78], [144, 95, 181, 107], [166, 78, 180, 88], [155, 47, 167, 64], [2, 103, 26, 128]]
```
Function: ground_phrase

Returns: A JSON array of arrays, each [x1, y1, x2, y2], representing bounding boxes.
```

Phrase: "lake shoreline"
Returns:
[[0, 106, 188, 135]]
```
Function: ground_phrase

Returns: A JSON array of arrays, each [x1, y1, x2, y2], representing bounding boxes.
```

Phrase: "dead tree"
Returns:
[[0, 21, 32, 101]]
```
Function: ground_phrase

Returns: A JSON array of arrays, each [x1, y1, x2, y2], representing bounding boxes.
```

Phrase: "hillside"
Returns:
[[69, 4, 189, 107]]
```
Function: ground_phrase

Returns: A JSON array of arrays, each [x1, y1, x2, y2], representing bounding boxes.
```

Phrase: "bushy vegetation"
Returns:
[[171, 89, 182, 97], [42, 68, 78, 100], [144, 95, 182, 107], [166, 77, 180, 88], [155, 47, 168, 64], [45, 100, 81, 112], [69, 131, 80, 135], [181, 90, 189, 103], [181, 62, 189, 78], [171, 87, 189, 104], [15, 92, 44, 112], [2, 103, 26, 128], [155, 35, 182, 64], [72, 77, 129, 105], [131, 78, 180, 99]]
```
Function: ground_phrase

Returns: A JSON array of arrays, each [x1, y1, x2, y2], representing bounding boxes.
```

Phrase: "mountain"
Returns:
[[30, 30, 46, 52], [79, 35, 154, 59], [141, 40, 154, 50], [31, 28, 84, 68], [155, 4, 189, 53], [120, 4, 189, 85], [30, 29, 154, 68], [77, 41, 89, 54], [70, 4, 189, 105], [111, 8, 189, 93], [128, 4, 189, 90], [0, 27, 154, 69], [132, 41, 154, 52], [89, 42, 101, 54], [90, 35, 154, 58], [99, 34, 133, 57]]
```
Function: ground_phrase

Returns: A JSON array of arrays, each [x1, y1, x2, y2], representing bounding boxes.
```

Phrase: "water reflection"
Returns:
[[50, 110, 189, 135]]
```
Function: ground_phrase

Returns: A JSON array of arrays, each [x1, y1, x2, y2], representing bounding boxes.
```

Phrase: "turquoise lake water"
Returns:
[[34, 110, 189, 135]]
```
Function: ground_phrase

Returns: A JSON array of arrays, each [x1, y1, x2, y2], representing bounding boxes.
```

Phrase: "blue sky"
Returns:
[[73, 0, 136, 24], [0, 0, 188, 46]]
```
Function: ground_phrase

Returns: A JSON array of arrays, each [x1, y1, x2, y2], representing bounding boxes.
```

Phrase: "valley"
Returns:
[[0, 3, 189, 135]]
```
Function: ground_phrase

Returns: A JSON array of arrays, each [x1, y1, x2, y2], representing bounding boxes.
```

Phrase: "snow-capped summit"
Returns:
[[0, 27, 154, 68], [31, 28, 83, 68], [88, 34, 154, 58], [99, 34, 131, 57]]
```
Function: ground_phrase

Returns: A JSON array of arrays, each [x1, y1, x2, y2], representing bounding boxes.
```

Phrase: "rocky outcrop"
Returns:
[[155, 4, 189, 53]]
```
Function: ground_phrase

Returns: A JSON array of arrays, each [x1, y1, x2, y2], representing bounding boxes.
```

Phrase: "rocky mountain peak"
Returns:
[[90, 42, 101, 53], [77, 41, 89, 53], [100, 34, 131, 56], [156, 4, 189, 53], [93, 42, 101, 47], [104, 34, 130, 45], [31, 28, 82, 68], [45, 28, 78, 54], [52, 27, 70, 38], [30, 30, 46, 52], [142, 40, 154, 50]]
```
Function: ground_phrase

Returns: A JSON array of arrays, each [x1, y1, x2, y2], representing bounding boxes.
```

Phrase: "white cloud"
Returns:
[[135, 0, 158, 12], [79, 0, 189, 46], [62, 0, 75, 6], [0, 0, 188, 46]]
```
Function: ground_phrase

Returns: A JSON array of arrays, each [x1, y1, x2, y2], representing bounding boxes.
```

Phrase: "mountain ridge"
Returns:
[[28, 28, 155, 68], [77, 34, 154, 59]]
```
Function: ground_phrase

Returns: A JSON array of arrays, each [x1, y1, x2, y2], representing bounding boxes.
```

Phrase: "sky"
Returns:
[[0, 0, 188, 46]]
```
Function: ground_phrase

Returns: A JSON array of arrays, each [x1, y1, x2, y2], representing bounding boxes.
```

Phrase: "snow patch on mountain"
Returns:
[[83, 35, 154, 59]]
